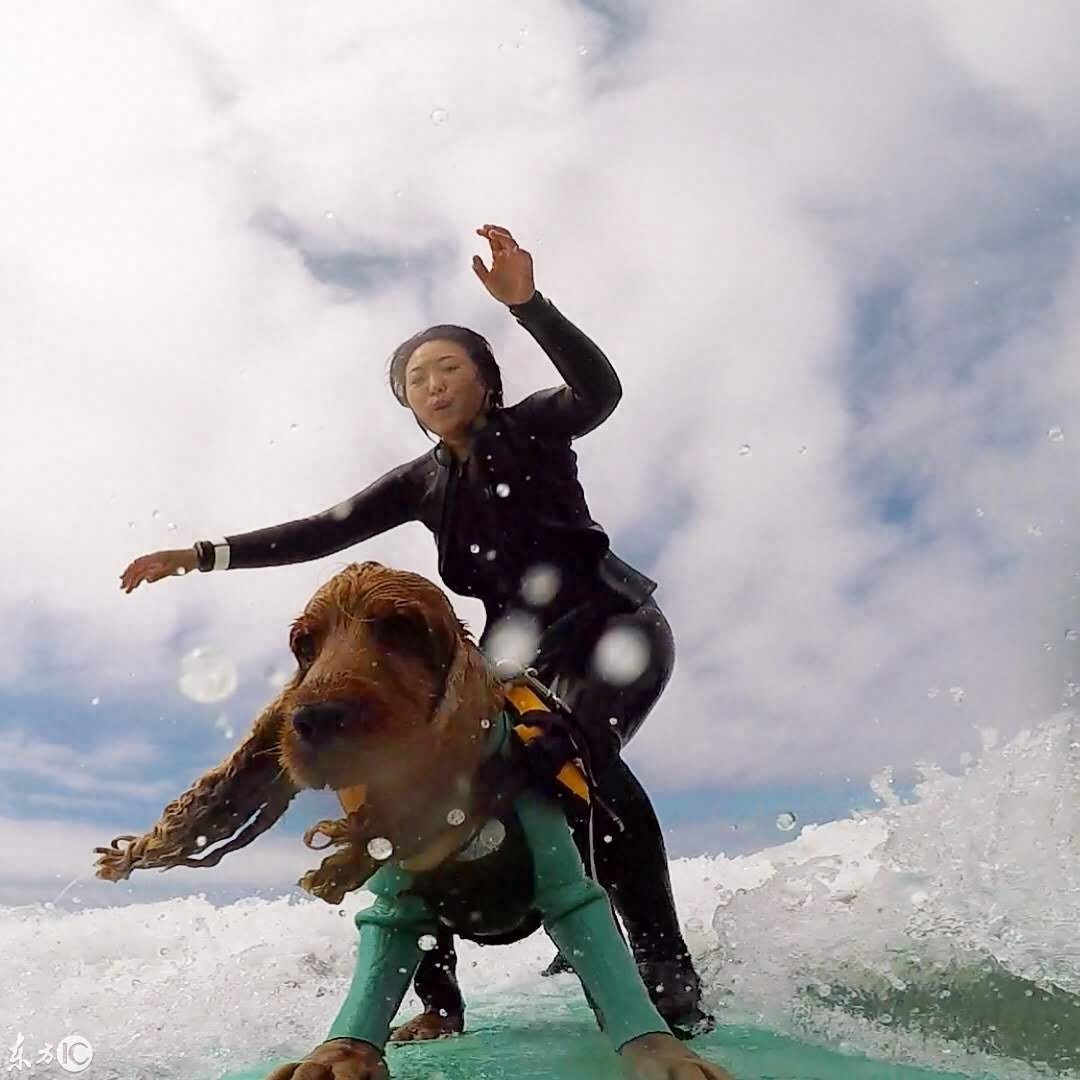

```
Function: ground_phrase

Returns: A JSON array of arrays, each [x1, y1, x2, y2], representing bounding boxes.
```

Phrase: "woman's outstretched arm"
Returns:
[[194, 459, 422, 572], [120, 460, 422, 590]]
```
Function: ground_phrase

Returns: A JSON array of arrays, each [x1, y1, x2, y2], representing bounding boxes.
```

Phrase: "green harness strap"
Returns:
[[324, 711, 668, 1054]]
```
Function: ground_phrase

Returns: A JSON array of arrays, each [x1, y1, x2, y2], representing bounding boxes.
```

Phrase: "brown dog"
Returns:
[[95, 561, 734, 1080]]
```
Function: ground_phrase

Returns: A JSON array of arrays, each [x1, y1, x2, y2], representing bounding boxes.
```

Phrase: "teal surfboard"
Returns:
[[222, 1005, 975, 1080]]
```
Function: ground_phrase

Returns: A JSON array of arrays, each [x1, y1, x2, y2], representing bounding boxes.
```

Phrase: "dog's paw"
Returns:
[[619, 1032, 736, 1080], [264, 1037, 387, 1079], [388, 1010, 464, 1044]]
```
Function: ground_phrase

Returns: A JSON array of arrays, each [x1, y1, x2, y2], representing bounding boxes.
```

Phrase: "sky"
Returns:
[[3, 0, 1080, 908]]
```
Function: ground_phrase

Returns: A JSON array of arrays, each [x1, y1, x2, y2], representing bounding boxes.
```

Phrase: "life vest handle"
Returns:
[[504, 676, 591, 804]]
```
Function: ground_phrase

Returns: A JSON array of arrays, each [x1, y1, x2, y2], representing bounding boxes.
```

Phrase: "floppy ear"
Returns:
[[429, 633, 504, 734], [94, 691, 300, 881]]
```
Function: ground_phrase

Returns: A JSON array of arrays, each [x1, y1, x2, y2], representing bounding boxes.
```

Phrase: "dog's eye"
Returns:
[[293, 632, 317, 665]]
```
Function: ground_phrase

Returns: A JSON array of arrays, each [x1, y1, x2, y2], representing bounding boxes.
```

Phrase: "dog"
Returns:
[[95, 561, 734, 1080]]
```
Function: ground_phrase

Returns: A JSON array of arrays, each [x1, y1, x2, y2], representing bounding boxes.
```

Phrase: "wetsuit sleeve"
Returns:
[[211, 461, 420, 570], [508, 291, 622, 439], [513, 789, 670, 1051], [324, 872, 439, 1051]]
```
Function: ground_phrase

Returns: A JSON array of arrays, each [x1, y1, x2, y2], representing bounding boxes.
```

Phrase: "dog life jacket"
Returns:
[[333, 684, 591, 948]]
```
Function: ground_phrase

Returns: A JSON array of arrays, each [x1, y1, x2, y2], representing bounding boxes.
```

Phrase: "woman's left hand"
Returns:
[[473, 224, 536, 306]]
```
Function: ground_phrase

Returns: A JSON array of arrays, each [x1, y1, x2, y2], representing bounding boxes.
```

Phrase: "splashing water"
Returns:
[[697, 710, 1080, 1076], [178, 647, 238, 705], [482, 612, 540, 675], [592, 626, 650, 686], [520, 563, 561, 608], [3, 712, 1078, 1078]]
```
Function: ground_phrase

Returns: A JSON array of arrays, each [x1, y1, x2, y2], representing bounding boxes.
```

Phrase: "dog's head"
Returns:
[[278, 560, 503, 801], [94, 561, 506, 903]]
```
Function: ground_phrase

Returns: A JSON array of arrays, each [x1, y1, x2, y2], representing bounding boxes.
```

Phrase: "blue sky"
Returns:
[[3, 0, 1080, 908]]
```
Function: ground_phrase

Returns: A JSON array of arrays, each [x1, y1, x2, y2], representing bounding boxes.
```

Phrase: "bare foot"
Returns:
[[388, 1010, 464, 1043]]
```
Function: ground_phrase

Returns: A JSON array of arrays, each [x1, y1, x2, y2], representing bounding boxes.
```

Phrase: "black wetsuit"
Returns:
[[204, 291, 703, 1024]]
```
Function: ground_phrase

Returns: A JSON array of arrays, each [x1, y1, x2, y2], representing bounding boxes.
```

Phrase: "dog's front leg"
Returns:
[[514, 791, 738, 1080]]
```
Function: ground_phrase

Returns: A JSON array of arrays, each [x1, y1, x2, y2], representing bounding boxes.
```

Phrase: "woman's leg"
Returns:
[[550, 600, 710, 1031]]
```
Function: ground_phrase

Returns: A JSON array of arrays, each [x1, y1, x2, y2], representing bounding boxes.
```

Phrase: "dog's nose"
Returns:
[[292, 701, 351, 745]]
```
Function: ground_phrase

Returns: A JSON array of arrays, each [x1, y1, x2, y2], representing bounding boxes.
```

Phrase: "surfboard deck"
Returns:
[[222, 1013, 973, 1080]]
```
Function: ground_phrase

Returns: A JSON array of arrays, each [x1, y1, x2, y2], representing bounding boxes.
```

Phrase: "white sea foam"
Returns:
[[2, 712, 1078, 1079]]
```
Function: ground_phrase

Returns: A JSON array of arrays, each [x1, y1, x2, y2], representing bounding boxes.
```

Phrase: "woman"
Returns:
[[120, 224, 710, 1040]]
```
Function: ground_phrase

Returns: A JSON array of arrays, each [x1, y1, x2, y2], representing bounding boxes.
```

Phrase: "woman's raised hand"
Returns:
[[472, 224, 536, 306], [119, 548, 198, 593]]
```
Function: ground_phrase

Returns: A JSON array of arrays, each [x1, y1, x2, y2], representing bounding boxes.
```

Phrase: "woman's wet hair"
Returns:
[[388, 324, 504, 419]]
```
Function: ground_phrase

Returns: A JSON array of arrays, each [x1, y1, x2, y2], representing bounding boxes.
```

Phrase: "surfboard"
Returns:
[[222, 1008, 971, 1080]]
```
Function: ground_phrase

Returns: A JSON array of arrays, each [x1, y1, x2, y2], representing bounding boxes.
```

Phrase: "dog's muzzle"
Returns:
[[291, 700, 359, 747]]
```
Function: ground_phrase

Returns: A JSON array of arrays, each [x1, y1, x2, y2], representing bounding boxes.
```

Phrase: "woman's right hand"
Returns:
[[119, 548, 198, 593], [264, 1038, 388, 1079]]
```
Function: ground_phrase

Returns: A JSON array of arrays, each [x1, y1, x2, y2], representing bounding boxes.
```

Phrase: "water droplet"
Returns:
[[592, 626, 650, 686], [367, 837, 394, 861], [469, 543, 481, 555], [485, 549, 497, 561], [776, 811, 797, 832], [1028, 524, 1043, 537], [927, 688, 939, 699], [959, 751, 973, 766], [167, 521, 177, 531], [1044, 642, 1054, 652], [521, 563, 561, 607], [418, 934, 438, 952], [949, 686, 964, 704], [151, 509, 160, 519], [446, 808, 466, 826], [1049, 426, 1065, 442], [195, 835, 208, 848], [289, 423, 299, 432], [430, 108, 449, 125], [798, 445, 808, 455], [480, 718, 491, 729], [578, 45, 589, 55], [602, 834, 613, 844], [608, 716, 619, 726], [178, 646, 238, 704], [90, 697, 100, 706], [483, 612, 540, 672], [737, 444, 751, 456], [1066, 629, 1078, 641], [324, 210, 335, 220], [975, 507, 985, 518], [495, 482, 511, 498]]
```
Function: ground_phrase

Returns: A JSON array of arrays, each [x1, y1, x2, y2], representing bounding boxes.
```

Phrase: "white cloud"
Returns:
[[3, 1, 1080, 803]]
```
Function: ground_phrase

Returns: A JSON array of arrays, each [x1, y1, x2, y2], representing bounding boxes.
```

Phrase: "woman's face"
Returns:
[[404, 339, 490, 440]]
